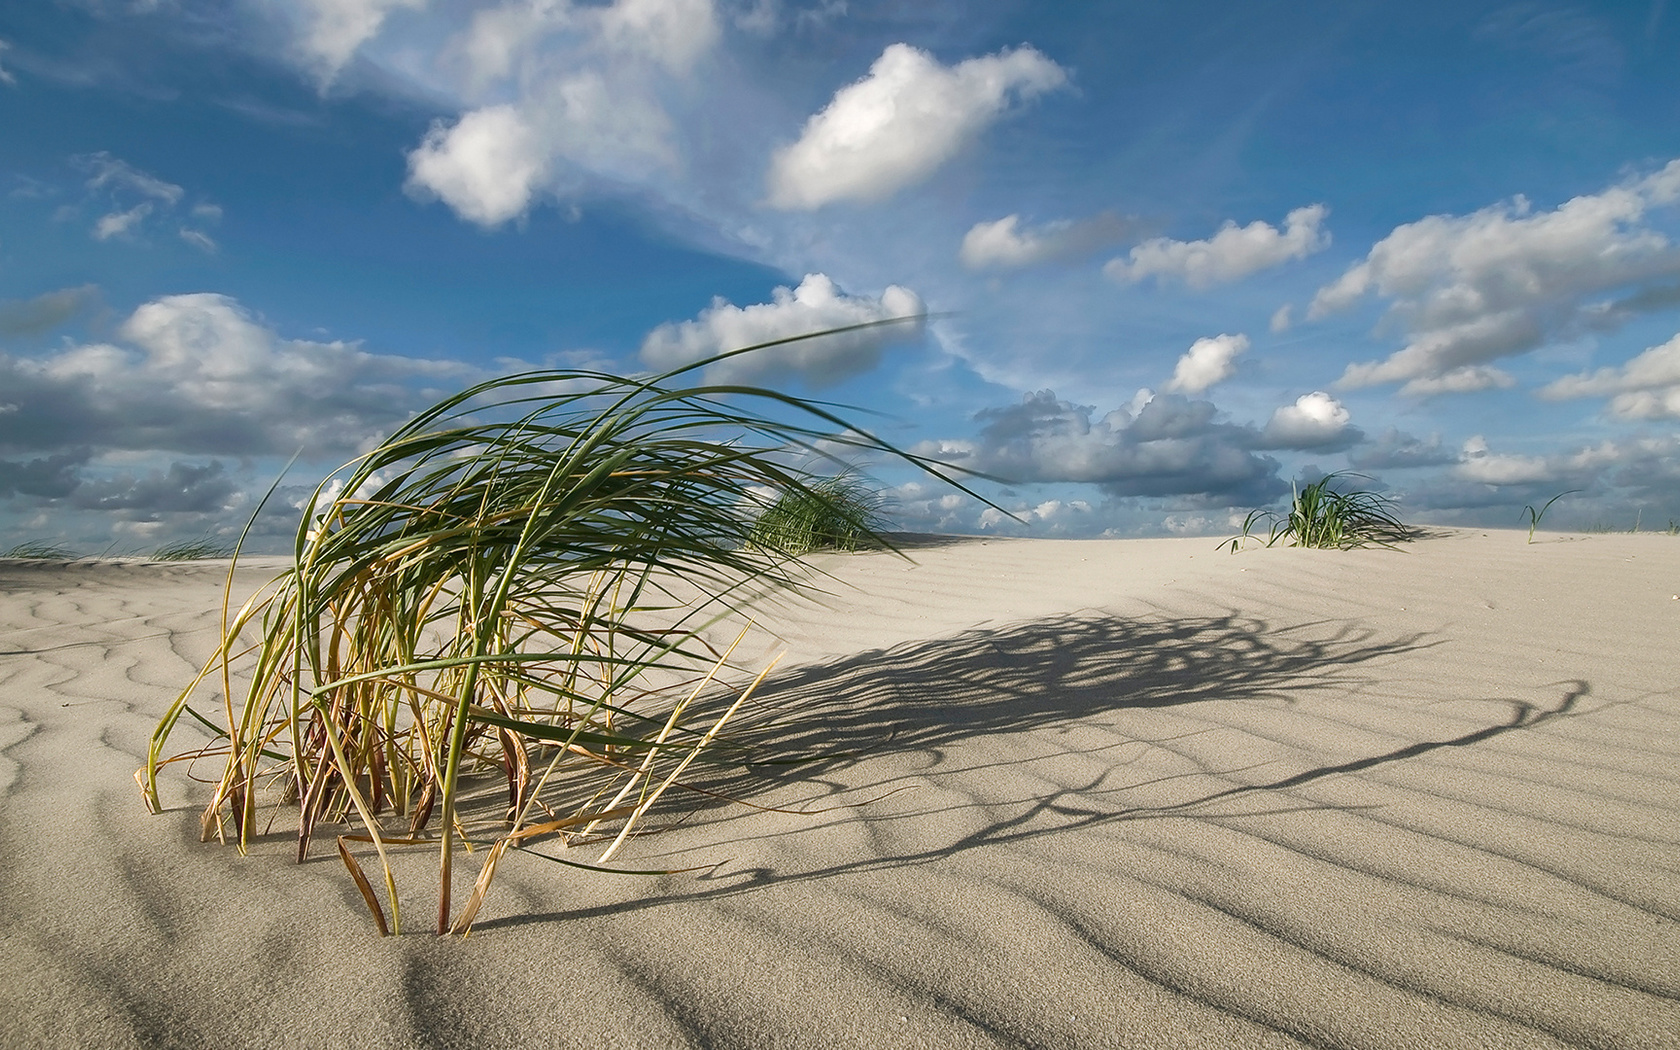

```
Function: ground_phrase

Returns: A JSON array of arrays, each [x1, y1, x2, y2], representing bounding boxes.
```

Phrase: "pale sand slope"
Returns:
[[0, 529, 1677, 1050]]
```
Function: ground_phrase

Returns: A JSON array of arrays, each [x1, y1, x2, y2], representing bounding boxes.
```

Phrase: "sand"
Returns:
[[0, 529, 1676, 1049]]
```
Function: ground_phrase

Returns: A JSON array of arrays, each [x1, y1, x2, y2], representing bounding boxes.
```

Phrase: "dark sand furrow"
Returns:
[[1014, 832, 1674, 1050]]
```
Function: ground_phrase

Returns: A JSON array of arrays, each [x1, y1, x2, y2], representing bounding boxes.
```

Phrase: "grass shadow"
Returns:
[[468, 610, 1598, 932]]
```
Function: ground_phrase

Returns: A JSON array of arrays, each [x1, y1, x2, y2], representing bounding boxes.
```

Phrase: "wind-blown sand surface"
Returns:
[[1, 529, 1677, 1049]]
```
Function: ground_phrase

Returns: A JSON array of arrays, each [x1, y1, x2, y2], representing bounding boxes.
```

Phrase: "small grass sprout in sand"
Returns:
[[1222, 472, 1412, 553], [142, 323, 978, 936], [749, 471, 885, 554], [1521, 490, 1578, 544]]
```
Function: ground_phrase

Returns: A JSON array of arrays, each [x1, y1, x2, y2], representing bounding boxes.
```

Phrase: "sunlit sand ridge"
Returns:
[[0, 530, 1676, 1048]]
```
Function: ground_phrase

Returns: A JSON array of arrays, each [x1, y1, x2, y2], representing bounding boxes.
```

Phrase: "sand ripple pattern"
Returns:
[[0, 532, 1676, 1049]]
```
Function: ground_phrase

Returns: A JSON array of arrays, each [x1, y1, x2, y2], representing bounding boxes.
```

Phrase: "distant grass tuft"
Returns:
[[1222, 472, 1412, 553], [3, 541, 78, 560], [749, 473, 884, 555], [152, 539, 236, 561]]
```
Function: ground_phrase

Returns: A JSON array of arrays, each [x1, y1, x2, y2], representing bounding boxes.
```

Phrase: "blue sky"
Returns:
[[2, 0, 1678, 550]]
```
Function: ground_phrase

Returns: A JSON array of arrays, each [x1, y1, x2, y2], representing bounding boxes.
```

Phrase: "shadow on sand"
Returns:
[[467, 608, 1590, 932]]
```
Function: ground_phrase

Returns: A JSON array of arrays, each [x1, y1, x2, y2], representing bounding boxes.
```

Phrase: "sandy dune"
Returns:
[[1, 529, 1676, 1049]]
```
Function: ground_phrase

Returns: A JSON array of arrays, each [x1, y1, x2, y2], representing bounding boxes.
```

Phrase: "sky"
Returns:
[[2, 0, 1679, 551]]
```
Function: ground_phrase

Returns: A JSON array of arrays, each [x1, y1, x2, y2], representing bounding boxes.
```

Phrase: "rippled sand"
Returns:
[[1, 530, 1676, 1049]]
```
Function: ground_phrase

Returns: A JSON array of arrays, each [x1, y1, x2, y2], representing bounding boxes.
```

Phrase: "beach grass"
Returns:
[[1222, 472, 1411, 552], [3, 541, 78, 559], [1522, 491, 1577, 544], [749, 471, 885, 554], [142, 323, 974, 936], [152, 539, 237, 561]]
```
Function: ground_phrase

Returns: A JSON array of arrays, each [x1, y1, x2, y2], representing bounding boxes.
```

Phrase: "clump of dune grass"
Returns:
[[143, 323, 976, 936], [749, 472, 884, 555], [3, 541, 78, 559], [153, 538, 236, 561], [1221, 472, 1412, 552]]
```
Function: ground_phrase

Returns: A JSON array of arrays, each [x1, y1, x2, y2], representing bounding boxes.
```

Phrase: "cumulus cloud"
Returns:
[[0, 292, 474, 460], [1104, 204, 1329, 289], [405, 0, 717, 226], [0, 285, 98, 337], [766, 43, 1067, 210], [1407, 432, 1680, 523], [70, 460, 239, 514], [1256, 391, 1361, 451], [640, 274, 923, 385], [1269, 304, 1293, 333], [1163, 333, 1247, 394], [1317, 159, 1680, 391], [958, 212, 1135, 270], [1539, 331, 1680, 419], [407, 105, 550, 226], [1451, 433, 1624, 488], [0, 450, 87, 500], [921, 389, 1286, 503]]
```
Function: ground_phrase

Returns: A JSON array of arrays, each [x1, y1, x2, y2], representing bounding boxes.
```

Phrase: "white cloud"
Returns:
[[406, 0, 716, 226], [296, 0, 425, 82], [1539, 331, 1680, 419], [920, 389, 1285, 502], [0, 293, 475, 459], [639, 273, 923, 385], [958, 212, 1134, 270], [1269, 304, 1293, 333], [406, 105, 549, 226], [766, 43, 1067, 210], [0, 39, 17, 87], [1163, 333, 1247, 394], [1257, 391, 1360, 451], [94, 203, 153, 241], [1104, 204, 1329, 289], [1319, 160, 1680, 390]]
